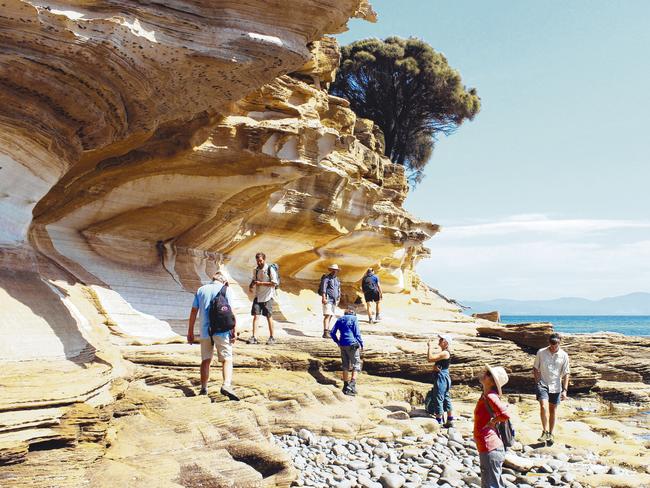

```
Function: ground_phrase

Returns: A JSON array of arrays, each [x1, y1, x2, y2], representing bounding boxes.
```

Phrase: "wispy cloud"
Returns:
[[418, 215, 650, 301], [444, 215, 650, 238]]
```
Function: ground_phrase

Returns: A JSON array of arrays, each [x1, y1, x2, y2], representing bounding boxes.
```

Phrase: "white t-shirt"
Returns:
[[253, 264, 278, 303], [533, 346, 570, 393]]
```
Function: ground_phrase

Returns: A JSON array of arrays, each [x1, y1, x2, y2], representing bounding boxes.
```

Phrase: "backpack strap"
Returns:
[[483, 393, 498, 420]]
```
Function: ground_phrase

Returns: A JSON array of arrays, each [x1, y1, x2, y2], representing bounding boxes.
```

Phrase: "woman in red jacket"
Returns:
[[473, 365, 510, 488]]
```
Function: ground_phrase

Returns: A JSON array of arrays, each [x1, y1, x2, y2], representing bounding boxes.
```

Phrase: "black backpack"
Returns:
[[317, 274, 328, 295], [208, 284, 235, 342], [483, 395, 516, 448], [362, 274, 378, 294]]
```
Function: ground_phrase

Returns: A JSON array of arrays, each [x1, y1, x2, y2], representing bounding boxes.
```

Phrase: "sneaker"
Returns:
[[537, 431, 548, 443], [266, 337, 276, 345], [220, 385, 240, 401], [198, 387, 208, 396], [246, 336, 258, 345], [368, 317, 374, 324], [322, 330, 330, 338], [375, 314, 382, 322], [342, 381, 350, 394], [546, 432, 554, 446]]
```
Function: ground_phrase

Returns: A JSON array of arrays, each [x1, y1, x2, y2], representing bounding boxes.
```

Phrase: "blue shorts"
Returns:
[[536, 382, 561, 405]]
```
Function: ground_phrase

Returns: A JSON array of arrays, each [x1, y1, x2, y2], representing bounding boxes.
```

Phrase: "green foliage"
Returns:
[[330, 37, 481, 185]]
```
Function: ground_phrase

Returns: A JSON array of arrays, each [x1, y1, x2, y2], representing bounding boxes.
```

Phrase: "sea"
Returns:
[[500, 315, 650, 337]]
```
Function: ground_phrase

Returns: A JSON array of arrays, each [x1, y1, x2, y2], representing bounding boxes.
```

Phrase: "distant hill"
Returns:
[[464, 292, 650, 315]]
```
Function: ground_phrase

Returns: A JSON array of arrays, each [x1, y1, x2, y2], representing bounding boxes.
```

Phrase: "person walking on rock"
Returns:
[[533, 332, 570, 445], [361, 267, 383, 323], [330, 306, 363, 396], [474, 365, 511, 488], [187, 272, 239, 400], [320, 264, 341, 338], [248, 252, 278, 345], [426, 334, 455, 427]]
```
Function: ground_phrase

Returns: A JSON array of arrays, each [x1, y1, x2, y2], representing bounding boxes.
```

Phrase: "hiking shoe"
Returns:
[[322, 330, 330, 339], [537, 431, 548, 443], [375, 314, 382, 322], [368, 317, 374, 324], [198, 387, 208, 396], [444, 419, 454, 428], [342, 381, 350, 394], [246, 336, 258, 345], [349, 380, 357, 395], [266, 337, 276, 345], [546, 432, 554, 446], [220, 385, 240, 401]]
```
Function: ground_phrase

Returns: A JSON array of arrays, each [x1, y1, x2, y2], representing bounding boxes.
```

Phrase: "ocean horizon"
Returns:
[[501, 315, 650, 337]]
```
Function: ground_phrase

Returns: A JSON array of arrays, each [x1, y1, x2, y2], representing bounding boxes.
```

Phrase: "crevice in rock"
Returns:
[[308, 359, 339, 386], [28, 438, 76, 452]]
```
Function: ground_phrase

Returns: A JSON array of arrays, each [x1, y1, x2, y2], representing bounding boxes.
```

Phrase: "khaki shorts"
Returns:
[[200, 336, 233, 362], [323, 302, 337, 316]]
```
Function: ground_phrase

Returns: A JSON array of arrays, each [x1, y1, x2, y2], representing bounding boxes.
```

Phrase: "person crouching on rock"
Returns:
[[330, 306, 363, 396], [474, 365, 510, 488], [187, 272, 239, 401], [426, 334, 455, 427]]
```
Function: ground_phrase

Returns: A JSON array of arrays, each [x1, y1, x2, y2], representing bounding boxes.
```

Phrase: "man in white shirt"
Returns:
[[247, 252, 278, 345], [533, 332, 570, 445]]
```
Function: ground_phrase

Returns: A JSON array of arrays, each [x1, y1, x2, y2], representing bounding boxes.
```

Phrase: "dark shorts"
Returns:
[[251, 298, 274, 317], [340, 344, 362, 372], [364, 291, 381, 303], [535, 382, 561, 405]]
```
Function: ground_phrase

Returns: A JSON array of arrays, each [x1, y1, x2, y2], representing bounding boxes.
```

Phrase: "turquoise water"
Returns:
[[501, 315, 650, 337]]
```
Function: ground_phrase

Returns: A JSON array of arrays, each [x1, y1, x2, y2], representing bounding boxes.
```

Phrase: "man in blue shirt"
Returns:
[[330, 306, 364, 396], [321, 263, 341, 338], [187, 272, 239, 400]]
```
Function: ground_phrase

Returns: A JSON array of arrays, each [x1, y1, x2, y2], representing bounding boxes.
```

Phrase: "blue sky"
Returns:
[[337, 0, 650, 300]]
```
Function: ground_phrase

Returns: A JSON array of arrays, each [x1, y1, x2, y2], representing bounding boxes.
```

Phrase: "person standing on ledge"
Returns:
[[248, 252, 278, 345], [320, 264, 341, 338], [474, 365, 511, 488], [361, 267, 383, 323], [330, 306, 364, 395], [187, 272, 239, 400], [533, 332, 571, 445], [426, 334, 455, 427]]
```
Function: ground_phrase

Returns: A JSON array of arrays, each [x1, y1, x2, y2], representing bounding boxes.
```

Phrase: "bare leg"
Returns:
[[342, 370, 350, 382], [222, 358, 233, 386], [267, 315, 274, 338], [366, 302, 372, 320], [251, 314, 259, 338], [548, 403, 557, 433], [376, 300, 381, 317], [200, 358, 211, 388], [539, 400, 549, 433], [323, 314, 332, 331], [350, 370, 357, 381]]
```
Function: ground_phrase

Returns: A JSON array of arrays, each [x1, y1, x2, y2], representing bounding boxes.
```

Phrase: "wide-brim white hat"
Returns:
[[485, 364, 509, 396], [328, 264, 340, 270]]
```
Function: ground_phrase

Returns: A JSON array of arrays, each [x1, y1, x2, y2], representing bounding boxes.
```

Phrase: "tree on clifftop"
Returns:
[[330, 37, 480, 184]]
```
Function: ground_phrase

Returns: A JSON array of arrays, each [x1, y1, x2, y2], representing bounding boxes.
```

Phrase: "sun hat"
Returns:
[[438, 334, 453, 347], [485, 365, 509, 396], [328, 263, 340, 270]]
